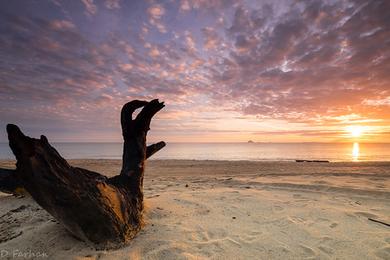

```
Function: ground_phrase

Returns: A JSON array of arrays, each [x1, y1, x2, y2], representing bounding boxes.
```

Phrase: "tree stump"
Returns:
[[0, 99, 165, 249]]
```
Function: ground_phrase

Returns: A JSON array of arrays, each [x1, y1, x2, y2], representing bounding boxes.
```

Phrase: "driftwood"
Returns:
[[0, 168, 23, 194], [0, 99, 165, 249], [296, 160, 330, 163], [368, 218, 390, 227]]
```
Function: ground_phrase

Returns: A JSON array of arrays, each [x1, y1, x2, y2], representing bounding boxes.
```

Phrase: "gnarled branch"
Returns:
[[0, 99, 165, 249]]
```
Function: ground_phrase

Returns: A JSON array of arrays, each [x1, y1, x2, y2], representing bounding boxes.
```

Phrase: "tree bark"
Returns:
[[0, 99, 165, 249]]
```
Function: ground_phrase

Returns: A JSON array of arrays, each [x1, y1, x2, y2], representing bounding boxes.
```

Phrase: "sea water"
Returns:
[[1, 142, 390, 162]]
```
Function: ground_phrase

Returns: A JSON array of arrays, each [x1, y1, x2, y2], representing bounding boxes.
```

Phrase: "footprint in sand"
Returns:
[[354, 211, 378, 219], [272, 205, 284, 212], [290, 216, 306, 224], [207, 228, 228, 240], [152, 247, 186, 259], [318, 245, 334, 255], [148, 208, 168, 220], [0, 205, 31, 243], [190, 230, 209, 242], [375, 246, 390, 259], [174, 199, 210, 216], [293, 194, 302, 198], [299, 245, 316, 257], [319, 236, 333, 245], [329, 223, 338, 228], [189, 227, 228, 243], [238, 231, 262, 243]]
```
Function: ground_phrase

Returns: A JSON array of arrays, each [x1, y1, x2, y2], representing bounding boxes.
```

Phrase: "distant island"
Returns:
[[247, 140, 254, 143]]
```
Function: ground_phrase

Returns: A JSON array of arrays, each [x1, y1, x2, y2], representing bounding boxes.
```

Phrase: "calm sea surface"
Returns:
[[1, 142, 390, 162]]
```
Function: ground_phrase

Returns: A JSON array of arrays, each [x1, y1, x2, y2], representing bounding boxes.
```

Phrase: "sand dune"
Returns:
[[0, 160, 389, 259]]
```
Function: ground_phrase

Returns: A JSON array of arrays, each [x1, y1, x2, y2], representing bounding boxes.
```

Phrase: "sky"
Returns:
[[0, 0, 389, 143]]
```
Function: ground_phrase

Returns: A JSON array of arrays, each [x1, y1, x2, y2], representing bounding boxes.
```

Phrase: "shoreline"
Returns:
[[2, 158, 390, 163]]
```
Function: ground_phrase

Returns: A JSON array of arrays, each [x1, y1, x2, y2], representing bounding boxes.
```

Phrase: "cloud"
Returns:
[[119, 63, 133, 71], [179, 0, 191, 12], [0, 0, 389, 142], [147, 4, 167, 33], [81, 0, 97, 16], [201, 27, 220, 50], [149, 19, 167, 33], [50, 19, 75, 30], [95, 93, 113, 104], [148, 4, 165, 20], [179, 0, 237, 13], [104, 0, 121, 9], [206, 0, 390, 128], [184, 30, 196, 52], [363, 97, 390, 106], [148, 47, 160, 57]]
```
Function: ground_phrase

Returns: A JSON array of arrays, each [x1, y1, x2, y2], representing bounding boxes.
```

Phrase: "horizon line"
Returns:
[[1, 141, 389, 144]]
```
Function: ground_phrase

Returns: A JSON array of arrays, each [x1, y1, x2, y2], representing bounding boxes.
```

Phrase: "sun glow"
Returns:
[[347, 125, 364, 138]]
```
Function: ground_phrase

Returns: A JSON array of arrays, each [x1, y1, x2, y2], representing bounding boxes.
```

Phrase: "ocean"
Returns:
[[1, 142, 390, 162]]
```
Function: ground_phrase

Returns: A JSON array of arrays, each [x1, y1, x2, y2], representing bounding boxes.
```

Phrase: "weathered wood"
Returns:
[[146, 141, 166, 159], [296, 159, 330, 163], [368, 218, 390, 227], [0, 141, 165, 195], [0, 99, 165, 249], [0, 168, 24, 195]]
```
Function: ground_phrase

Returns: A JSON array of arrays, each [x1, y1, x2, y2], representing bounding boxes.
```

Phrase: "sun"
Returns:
[[351, 127, 362, 137], [347, 126, 363, 138]]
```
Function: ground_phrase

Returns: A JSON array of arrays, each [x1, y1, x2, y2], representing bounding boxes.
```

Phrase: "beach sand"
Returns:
[[0, 159, 389, 259]]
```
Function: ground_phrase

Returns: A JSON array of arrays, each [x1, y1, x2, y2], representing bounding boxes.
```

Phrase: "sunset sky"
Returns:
[[0, 0, 389, 143]]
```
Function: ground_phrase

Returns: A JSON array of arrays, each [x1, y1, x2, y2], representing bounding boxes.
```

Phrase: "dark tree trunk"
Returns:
[[0, 99, 165, 249]]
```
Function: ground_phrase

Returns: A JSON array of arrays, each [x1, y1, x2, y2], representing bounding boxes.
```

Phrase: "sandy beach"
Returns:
[[0, 159, 389, 259]]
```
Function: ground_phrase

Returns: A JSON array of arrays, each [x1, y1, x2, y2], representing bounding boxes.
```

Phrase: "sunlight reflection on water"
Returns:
[[352, 142, 359, 161]]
